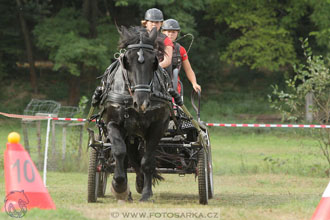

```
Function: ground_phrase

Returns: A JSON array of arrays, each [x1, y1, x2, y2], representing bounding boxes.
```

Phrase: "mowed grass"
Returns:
[[0, 172, 325, 220], [0, 120, 328, 219]]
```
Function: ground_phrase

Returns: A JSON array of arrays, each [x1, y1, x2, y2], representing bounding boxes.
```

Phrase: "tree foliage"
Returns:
[[33, 8, 118, 76], [309, 0, 330, 54], [1, 0, 330, 104], [0, 0, 23, 79], [207, 0, 309, 71]]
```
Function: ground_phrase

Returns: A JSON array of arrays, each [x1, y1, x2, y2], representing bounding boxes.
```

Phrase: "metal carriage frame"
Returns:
[[87, 91, 214, 205]]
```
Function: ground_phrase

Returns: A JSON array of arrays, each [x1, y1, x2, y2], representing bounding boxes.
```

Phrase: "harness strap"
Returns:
[[131, 83, 152, 92], [127, 44, 153, 50], [107, 92, 133, 105], [106, 92, 170, 105], [118, 56, 133, 97]]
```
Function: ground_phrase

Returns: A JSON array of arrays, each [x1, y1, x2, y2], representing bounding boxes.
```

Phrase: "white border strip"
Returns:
[[206, 123, 330, 128], [0, 112, 329, 128]]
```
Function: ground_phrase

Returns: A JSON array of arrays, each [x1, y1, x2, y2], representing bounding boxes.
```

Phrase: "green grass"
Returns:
[[210, 128, 328, 177], [0, 171, 325, 220], [0, 117, 328, 219]]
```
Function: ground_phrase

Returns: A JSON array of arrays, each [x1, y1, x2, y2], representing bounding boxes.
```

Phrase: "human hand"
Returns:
[[192, 83, 201, 93]]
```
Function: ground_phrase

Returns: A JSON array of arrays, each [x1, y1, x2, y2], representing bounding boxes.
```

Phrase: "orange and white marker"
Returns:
[[2, 132, 56, 212], [311, 181, 330, 220]]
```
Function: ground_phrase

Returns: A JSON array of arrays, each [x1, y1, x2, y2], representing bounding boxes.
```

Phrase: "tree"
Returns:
[[0, 0, 23, 81], [206, 0, 311, 71], [16, 0, 39, 93], [33, 7, 118, 104], [309, 0, 330, 56]]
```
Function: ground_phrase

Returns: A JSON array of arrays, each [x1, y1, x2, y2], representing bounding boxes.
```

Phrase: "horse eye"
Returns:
[[123, 55, 130, 68]]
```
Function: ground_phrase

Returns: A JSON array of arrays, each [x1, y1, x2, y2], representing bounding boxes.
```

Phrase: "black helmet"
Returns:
[[162, 19, 180, 31], [144, 8, 163, 22]]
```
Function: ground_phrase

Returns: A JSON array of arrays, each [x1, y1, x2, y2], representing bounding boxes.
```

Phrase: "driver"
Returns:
[[141, 8, 173, 74]]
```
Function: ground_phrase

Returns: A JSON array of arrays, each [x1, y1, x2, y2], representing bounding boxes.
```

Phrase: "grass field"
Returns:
[[0, 120, 328, 219]]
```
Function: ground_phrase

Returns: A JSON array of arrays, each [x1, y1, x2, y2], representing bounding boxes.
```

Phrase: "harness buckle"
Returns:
[[124, 100, 129, 119]]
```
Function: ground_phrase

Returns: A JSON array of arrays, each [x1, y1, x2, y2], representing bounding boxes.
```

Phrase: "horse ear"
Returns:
[[149, 27, 158, 43], [118, 25, 128, 37], [121, 54, 129, 70], [115, 20, 120, 34]]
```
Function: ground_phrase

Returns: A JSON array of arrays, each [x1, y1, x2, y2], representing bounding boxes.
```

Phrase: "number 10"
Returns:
[[12, 159, 35, 183]]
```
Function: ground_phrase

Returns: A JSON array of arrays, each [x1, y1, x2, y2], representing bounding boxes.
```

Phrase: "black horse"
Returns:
[[98, 26, 172, 202]]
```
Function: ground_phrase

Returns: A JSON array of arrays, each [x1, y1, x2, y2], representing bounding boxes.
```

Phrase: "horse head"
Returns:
[[119, 26, 161, 113]]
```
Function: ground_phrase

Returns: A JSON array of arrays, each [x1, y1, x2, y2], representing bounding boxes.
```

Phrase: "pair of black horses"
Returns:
[[96, 26, 178, 202]]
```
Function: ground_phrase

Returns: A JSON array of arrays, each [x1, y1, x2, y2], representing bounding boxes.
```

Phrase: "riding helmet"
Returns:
[[162, 19, 180, 31], [144, 8, 164, 22]]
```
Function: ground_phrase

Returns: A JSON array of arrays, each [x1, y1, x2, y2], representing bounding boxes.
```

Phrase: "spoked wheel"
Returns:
[[87, 147, 99, 203], [206, 130, 214, 199], [198, 148, 209, 205]]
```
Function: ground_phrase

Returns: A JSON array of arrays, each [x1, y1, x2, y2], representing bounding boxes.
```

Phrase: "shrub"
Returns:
[[269, 38, 330, 175]]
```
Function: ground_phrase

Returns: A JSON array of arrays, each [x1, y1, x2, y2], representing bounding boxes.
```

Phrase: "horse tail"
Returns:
[[152, 169, 164, 186]]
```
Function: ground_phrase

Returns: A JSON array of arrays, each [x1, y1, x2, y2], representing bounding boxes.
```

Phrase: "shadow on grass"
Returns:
[[217, 193, 316, 208], [98, 192, 200, 205]]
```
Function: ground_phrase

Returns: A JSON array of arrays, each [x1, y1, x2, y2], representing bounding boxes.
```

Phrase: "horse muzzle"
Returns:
[[133, 98, 150, 113], [133, 91, 151, 113]]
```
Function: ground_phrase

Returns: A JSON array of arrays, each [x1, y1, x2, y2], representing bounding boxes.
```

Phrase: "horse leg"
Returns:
[[126, 138, 144, 194], [140, 124, 166, 202], [107, 122, 130, 201], [140, 150, 154, 202]]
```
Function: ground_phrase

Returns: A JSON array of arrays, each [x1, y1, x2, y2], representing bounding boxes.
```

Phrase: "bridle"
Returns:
[[119, 33, 156, 96]]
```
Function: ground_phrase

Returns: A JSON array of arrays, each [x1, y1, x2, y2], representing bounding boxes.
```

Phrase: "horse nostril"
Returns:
[[133, 102, 138, 109]]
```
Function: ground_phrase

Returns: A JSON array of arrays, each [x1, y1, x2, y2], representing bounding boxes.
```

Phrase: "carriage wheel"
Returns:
[[206, 130, 214, 199], [198, 148, 209, 205], [87, 147, 99, 203]]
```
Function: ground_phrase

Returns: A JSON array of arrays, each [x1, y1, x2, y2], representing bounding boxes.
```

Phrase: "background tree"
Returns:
[[206, 0, 310, 71], [309, 0, 330, 56], [16, 0, 38, 93], [1, 0, 329, 108], [33, 6, 118, 104], [0, 0, 23, 81]]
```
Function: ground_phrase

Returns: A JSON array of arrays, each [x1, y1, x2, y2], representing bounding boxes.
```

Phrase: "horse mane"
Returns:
[[118, 26, 165, 55]]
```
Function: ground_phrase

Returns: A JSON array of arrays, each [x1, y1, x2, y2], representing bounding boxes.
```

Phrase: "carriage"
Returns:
[[86, 90, 214, 205], [86, 26, 213, 204]]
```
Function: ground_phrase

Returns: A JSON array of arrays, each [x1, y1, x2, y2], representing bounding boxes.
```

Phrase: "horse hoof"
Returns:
[[117, 200, 126, 204], [111, 184, 131, 201], [139, 198, 154, 203], [139, 195, 153, 202], [135, 176, 144, 194], [128, 192, 133, 203]]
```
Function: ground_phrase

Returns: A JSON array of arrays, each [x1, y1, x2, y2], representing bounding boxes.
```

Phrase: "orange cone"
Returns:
[[2, 132, 56, 214], [311, 181, 330, 220]]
